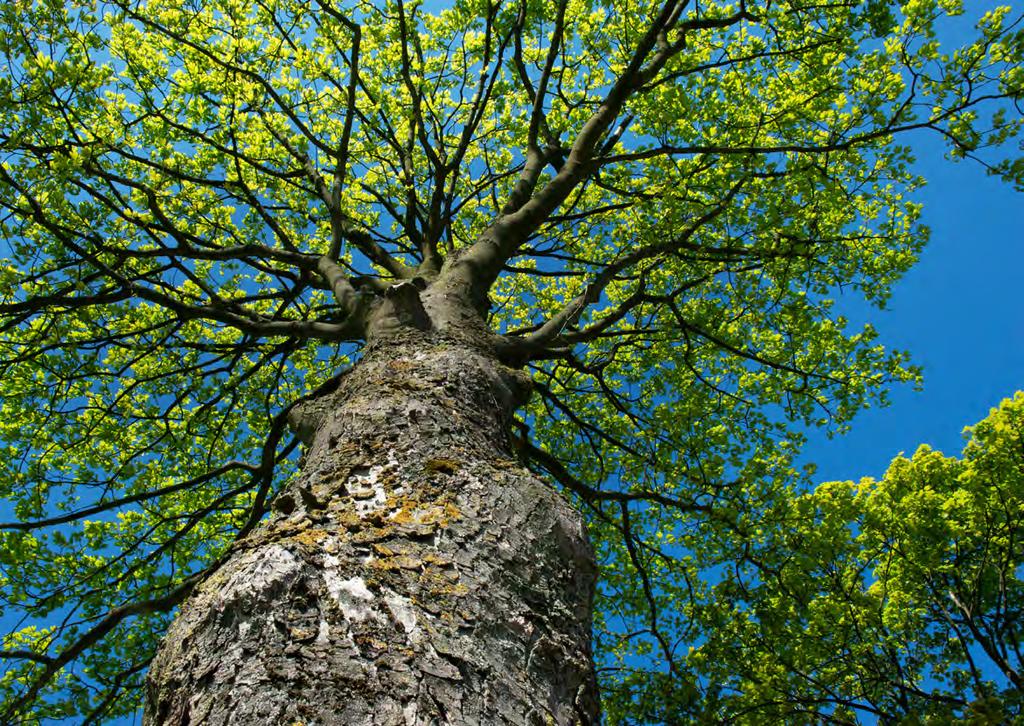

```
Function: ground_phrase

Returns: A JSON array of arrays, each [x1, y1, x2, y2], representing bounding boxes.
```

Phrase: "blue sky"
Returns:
[[804, 130, 1023, 484]]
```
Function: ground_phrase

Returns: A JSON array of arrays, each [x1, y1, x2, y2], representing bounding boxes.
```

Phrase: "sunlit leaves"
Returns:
[[0, 0, 1021, 720], [675, 393, 1024, 723]]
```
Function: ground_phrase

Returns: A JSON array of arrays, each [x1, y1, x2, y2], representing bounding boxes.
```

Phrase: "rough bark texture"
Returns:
[[144, 290, 599, 725]]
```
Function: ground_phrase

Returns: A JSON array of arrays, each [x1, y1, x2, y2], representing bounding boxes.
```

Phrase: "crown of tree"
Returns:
[[0, 0, 1021, 721]]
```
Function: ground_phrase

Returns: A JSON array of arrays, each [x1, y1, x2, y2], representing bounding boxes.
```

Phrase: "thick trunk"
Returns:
[[144, 325, 599, 724]]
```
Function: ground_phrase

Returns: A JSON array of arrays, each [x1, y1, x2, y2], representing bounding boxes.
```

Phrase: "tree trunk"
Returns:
[[144, 309, 599, 724]]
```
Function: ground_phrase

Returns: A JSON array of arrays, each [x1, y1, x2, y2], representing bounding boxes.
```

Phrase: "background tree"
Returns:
[[688, 392, 1024, 724], [0, 0, 1020, 722]]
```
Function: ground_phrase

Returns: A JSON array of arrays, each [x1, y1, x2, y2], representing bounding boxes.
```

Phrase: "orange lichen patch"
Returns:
[[388, 506, 419, 526], [288, 626, 318, 642], [388, 375, 432, 391], [368, 558, 399, 573], [422, 552, 453, 567], [269, 515, 310, 532], [383, 544, 423, 568], [392, 522, 437, 538], [490, 458, 521, 469], [384, 358, 415, 372], [389, 500, 462, 528], [423, 458, 460, 475], [417, 560, 468, 593], [438, 502, 462, 526], [339, 440, 362, 453], [418, 565, 447, 582], [425, 578, 471, 601], [351, 526, 393, 544], [333, 511, 364, 530], [353, 635, 388, 654], [289, 527, 330, 549], [368, 554, 423, 572]]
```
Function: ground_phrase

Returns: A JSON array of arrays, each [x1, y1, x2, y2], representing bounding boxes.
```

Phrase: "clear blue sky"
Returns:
[[804, 131, 1023, 483]]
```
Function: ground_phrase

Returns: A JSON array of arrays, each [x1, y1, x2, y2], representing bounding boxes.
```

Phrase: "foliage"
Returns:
[[669, 392, 1024, 724], [0, 0, 1021, 721]]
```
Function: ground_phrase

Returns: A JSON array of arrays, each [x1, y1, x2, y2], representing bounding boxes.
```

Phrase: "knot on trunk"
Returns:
[[366, 280, 432, 341], [287, 393, 342, 445], [496, 365, 534, 411]]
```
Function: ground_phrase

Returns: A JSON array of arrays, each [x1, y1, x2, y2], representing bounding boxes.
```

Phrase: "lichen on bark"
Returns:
[[145, 300, 599, 724]]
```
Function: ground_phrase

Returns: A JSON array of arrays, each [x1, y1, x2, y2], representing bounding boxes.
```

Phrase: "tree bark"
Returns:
[[144, 300, 599, 724]]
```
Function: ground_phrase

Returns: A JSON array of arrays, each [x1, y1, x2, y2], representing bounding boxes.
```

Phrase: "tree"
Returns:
[[0, 0, 1020, 722], [691, 392, 1024, 724]]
